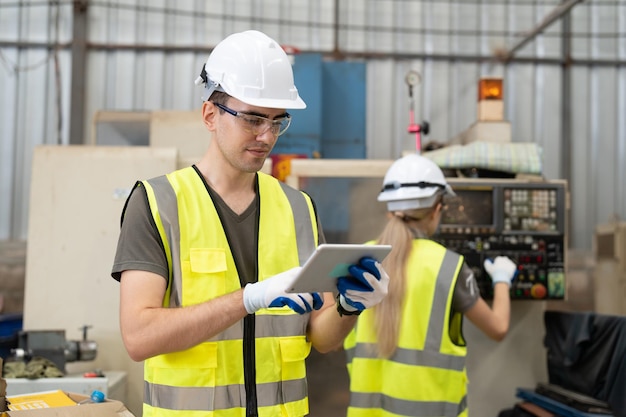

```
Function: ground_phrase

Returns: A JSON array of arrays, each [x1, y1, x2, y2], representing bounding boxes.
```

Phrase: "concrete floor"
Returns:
[[306, 348, 351, 417]]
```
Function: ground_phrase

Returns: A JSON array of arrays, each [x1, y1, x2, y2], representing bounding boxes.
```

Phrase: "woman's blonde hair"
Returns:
[[372, 196, 442, 358]]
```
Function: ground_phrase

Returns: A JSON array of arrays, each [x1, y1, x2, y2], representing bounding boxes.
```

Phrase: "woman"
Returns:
[[343, 153, 517, 417]]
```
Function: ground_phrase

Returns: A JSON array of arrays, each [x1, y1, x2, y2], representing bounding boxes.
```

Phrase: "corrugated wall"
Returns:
[[1, 0, 625, 250], [0, 1, 74, 243]]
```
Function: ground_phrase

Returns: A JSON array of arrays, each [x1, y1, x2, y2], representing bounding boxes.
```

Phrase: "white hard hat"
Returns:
[[378, 153, 455, 211], [194, 30, 306, 109]]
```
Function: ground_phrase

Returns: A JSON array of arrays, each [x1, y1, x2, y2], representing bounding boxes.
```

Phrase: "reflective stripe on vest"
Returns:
[[140, 168, 318, 417], [347, 393, 467, 417], [344, 241, 467, 417]]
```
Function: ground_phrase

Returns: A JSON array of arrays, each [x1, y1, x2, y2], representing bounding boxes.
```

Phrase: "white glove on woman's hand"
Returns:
[[336, 257, 389, 314], [243, 267, 323, 314], [484, 256, 517, 288]]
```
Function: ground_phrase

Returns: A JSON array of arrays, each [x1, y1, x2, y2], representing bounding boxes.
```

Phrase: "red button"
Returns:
[[531, 284, 547, 299]]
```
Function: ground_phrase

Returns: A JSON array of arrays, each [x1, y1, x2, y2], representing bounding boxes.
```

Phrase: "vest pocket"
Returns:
[[278, 337, 310, 416], [279, 336, 311, 381], [145, 343, 218, 410], [182, 248, 227, 305]]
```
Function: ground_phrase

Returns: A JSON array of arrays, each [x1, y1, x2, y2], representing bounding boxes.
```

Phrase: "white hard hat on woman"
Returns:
[[378, 153, 455, 211], [194, 30, 306, 109]]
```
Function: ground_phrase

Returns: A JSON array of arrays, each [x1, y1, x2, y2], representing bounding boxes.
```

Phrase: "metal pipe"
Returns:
[[332, 0, 340, 59], [561, 1, 573, 248], [69, 0, 88, 145], [0, 41, 71, 49], [497, 0, 586, 62], [2, 40, 626, 67]]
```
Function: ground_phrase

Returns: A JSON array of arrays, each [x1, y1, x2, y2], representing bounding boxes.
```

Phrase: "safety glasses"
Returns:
[[213, 102, 291, 137]]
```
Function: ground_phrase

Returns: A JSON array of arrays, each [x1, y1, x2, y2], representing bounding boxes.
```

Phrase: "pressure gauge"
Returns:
[[405, 70, 421, 87]]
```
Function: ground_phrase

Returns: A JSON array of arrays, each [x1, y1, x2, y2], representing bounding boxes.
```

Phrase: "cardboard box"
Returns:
[[6, 392, 135, 417], [8, 390, 77, 410], [477, 100, 504, 121]]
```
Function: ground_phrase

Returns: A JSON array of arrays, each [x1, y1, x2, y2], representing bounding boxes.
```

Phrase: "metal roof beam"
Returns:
[[497, 0, 585, 62]]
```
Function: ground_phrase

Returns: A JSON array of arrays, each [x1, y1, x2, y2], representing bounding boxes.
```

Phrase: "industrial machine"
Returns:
[[10, 326, 98, 374], [435, 178, 568, 300]]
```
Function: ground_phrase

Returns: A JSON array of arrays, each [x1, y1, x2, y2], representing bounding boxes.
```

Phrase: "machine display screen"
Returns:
[[440, 188, 493, 227]]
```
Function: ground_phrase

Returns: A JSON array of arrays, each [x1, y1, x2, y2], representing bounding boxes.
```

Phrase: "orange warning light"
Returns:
[[478, 78, 503, 101]]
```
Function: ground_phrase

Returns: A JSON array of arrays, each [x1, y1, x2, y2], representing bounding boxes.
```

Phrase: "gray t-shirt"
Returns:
[[111, 170, 325, 285], [111, 182, 169, 282], [452, 262, 481, 314]]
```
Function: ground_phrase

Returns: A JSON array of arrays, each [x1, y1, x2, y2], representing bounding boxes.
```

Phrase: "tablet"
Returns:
[[285, 243, 392, 294]]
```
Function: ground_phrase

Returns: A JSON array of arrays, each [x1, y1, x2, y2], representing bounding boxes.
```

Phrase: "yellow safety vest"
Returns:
[[139, 167, 319, 417], [344, 239, 467, 417]]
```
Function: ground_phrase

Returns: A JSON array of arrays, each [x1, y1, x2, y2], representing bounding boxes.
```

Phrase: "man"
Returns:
[[111, 30, 389, 417]]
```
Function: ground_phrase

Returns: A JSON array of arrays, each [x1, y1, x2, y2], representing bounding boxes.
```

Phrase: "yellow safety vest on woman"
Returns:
[[344, 239, 467, 417], [139, 167, 319, 417]]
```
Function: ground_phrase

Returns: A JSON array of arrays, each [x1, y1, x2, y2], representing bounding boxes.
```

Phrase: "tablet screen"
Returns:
[[285, 243, 392, 293]]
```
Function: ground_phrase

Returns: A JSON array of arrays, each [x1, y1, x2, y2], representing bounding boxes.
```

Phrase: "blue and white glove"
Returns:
[[484, 256, 517, 288], [243, 267, 323, 315], [336, 257, 389, 315]]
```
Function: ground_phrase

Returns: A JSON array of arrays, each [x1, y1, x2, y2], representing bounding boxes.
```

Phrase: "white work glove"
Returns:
[[336, 257, 389, 315], [243, 267, 323, 315], [484, 256, 517, 288]]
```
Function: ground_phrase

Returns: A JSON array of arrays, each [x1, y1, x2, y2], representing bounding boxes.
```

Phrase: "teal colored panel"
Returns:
[[321, 61, 366, 159], [272, 53, 322, 157], [271, 56, 367, 238]]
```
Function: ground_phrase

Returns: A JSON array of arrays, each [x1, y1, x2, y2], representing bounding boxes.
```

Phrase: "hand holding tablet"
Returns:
[[243, 267, 324, 314], [336, 256, 390, 315]]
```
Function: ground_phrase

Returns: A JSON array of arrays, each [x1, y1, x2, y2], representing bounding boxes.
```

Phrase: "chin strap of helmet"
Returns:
[[194, 65, 224, 101]]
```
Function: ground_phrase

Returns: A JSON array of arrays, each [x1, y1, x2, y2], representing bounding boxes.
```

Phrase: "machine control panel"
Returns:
[[434, 179, 568, 300]]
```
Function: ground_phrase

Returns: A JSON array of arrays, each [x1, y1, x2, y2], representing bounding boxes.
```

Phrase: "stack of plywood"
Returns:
[[24, 145, 179, 416], [92, 110, 272, 173], [0, 241, 26, 314], [149, 110, 208, 167], [91, 109, 204, 166]]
